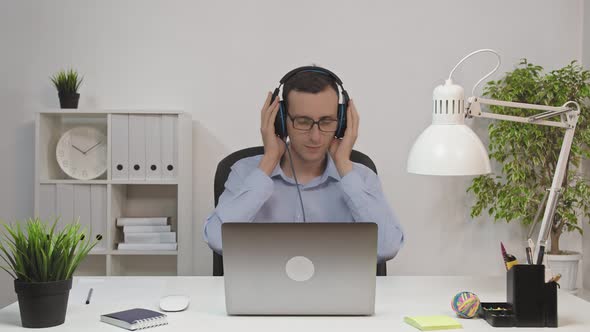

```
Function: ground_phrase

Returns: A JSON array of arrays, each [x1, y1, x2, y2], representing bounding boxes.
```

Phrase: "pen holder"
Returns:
[[479, 264, 558, 328]]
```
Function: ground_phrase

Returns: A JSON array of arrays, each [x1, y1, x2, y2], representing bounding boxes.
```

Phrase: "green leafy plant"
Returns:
[[50, 69, 84, 94], [0, 218, 102, 282], [467, 59, 590, 255]]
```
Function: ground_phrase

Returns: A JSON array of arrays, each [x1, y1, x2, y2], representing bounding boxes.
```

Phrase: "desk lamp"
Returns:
[[407, 49, 581, 265]]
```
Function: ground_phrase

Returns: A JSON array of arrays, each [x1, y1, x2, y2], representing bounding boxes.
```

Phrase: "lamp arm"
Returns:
[[466, 97, 578, 129], [466, 96, 581, 265]]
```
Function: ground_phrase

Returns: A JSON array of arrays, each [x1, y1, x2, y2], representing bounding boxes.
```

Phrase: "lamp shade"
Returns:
[[407, 79, 491, 176]]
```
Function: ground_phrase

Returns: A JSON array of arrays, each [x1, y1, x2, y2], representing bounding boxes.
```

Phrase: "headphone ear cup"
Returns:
[[274, 102, 288, 139], [335, 103, 347, 139]]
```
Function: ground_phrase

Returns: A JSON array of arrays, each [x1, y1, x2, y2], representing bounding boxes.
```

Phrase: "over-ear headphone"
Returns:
[[271, 66, 350, 140]]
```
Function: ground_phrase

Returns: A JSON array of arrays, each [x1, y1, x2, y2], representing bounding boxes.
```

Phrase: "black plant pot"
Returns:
[[14, 279, 72, 328], [58, 92, 80, 109]]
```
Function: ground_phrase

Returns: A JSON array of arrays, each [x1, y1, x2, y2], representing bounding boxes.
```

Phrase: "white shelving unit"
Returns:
[[33, 110, 193, 276]]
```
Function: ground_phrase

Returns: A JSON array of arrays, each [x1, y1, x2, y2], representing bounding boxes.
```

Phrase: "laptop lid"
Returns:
[[222, 222, 378, 315]]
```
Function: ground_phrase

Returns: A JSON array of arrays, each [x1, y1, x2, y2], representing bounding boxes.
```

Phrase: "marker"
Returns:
[[85, 288, 93, 305]]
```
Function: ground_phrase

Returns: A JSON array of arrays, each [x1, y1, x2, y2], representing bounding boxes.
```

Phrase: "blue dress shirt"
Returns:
[[203, 153, 404, 263]]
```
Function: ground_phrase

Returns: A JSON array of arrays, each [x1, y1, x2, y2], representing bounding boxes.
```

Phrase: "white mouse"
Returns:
[[159, 295, 190, 312]]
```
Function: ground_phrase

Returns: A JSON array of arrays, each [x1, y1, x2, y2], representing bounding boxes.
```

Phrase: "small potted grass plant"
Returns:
[[0, 218, 101, 328], [50, 69, 84, 109]]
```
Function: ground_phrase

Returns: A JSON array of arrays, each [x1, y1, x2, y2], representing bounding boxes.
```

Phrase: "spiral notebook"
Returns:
[[100, 308, 167, 330]]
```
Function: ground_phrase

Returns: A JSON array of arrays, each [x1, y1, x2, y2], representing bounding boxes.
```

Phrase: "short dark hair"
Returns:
[[282, 69, 339, 110]]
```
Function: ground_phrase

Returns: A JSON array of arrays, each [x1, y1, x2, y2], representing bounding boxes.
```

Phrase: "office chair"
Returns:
[[212, 146, 387, 277]]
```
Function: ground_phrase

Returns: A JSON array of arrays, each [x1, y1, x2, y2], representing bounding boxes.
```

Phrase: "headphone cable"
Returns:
[[284, 140, 307, 222]]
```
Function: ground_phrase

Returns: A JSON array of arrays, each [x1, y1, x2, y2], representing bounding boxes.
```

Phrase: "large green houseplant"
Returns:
[[0, 218, 101, 328], [467, 60, 590, 289]]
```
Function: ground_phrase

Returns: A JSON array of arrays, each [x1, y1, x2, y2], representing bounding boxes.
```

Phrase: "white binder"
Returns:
[[161, 115, 177, 179], [145, 114, 162, 180], [111, 114, 129, 180], [38, 184, 56, 222], [91, 185, 107, 248], [73, 184, 91, 233], [128, 114, 146, 180], [56, 184, 74, 230]]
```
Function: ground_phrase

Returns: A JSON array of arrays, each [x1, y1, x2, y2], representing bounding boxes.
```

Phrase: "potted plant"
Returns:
[[50, 69, 84, 109], [467, 59, 590, 291], [0, 218, 101, 328]]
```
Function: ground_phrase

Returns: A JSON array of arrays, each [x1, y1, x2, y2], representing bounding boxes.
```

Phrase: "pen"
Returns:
[[525, 238, 535, 264], [85, 288, 93, 305], [500, 242, 519, 270], [548, 273, 562, 283], [525, 246, 533, 264]]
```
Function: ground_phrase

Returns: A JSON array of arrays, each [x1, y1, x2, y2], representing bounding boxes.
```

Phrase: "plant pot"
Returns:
[[14, 279, 72, 328], [58, 92, 80, 109], [546, 251, 582, 293]]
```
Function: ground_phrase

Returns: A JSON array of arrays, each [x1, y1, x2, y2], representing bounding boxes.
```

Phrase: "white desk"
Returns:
[[1, 276, 589, 331]]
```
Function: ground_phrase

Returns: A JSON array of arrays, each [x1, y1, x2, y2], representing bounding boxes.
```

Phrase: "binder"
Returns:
[[145, 114, 162, 180], [161, 115, 177, 179], [56, 184, 74, 230], [91, 185, 107, 249], [128, 114, 146, 180], [73, 185, 91, 234], [111, 114, 129, 180], [38, 184, 56, 222]]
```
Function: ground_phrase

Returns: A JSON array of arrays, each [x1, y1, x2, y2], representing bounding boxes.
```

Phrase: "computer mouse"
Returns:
[[159, 295, 190, 312]]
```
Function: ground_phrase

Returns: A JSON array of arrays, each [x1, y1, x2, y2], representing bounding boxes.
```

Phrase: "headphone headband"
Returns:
[[279, 66, 344, 87]]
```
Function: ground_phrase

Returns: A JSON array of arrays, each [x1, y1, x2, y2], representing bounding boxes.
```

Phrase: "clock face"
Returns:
[[56, 126, 107, 180]]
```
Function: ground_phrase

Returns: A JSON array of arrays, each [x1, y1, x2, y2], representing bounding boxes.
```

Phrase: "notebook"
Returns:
[[404, 315, 463, 331], [100, 308, 167, 330]]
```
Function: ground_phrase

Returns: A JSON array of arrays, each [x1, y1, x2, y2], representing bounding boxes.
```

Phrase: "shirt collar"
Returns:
[[270, 153, 341, 183]]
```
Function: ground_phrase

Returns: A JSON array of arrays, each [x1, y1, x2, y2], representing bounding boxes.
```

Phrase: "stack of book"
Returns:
[[116, 217, 177, 251]]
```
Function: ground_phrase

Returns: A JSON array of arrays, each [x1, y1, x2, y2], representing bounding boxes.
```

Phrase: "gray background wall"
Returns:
[[1, 0, 588, 308]]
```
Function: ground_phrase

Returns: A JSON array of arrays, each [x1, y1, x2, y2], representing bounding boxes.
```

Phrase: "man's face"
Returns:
[[286, 88, 339, 164]]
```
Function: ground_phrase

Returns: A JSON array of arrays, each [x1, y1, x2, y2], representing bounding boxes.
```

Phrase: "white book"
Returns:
[[118, 243, 177, 251], [124, 232, 176, 243], [116, 217, 169, 227], [123, 225, 171, 233]]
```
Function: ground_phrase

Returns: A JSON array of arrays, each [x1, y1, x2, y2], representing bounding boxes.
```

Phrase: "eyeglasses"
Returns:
[[287, 113, 339, 132]]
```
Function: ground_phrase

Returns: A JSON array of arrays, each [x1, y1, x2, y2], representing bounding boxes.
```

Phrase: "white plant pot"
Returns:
[[546, 251, 582, 293]]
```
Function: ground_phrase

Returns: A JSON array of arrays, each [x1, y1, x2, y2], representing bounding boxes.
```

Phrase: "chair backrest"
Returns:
[[212, 146, 386, 276]]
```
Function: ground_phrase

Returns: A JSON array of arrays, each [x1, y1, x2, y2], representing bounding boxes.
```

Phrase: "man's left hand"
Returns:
[[329, 99, 359, 177]]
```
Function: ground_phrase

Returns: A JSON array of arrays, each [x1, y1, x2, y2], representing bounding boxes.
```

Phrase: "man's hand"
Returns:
[[329, 99, 358, 177], [259, 92, 286, 176]]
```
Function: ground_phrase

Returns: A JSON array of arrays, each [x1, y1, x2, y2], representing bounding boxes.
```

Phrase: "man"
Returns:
[[203, 68, 404, 263]]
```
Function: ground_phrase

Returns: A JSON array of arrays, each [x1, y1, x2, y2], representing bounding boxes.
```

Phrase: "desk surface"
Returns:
[[1, 276, 589, 331]]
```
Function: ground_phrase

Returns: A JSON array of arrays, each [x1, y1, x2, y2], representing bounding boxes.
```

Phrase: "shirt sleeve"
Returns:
[[203, 164, 274, 254], [338, 165, 404, 263]]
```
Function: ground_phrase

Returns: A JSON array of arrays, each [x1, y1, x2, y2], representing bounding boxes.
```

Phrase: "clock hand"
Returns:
[[71, 144, 86, 155], [83, 140, 104, 154]]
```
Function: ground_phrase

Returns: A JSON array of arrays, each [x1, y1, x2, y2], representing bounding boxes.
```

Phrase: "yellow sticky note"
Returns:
[[404, 315, 463, 331]]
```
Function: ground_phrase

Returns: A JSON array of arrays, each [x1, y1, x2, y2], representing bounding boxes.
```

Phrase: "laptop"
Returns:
[[221, 222, 378, 315]]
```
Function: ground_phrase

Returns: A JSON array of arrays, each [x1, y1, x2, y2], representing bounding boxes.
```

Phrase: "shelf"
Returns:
[[89, 249, 108, 255], [40, 179, 178, 185], [40, 179, 109, 184], [35, 110, 192, 276], [110, 180, 178, 185], [39, 109, 184, 115], [110, 250, 178, 256]]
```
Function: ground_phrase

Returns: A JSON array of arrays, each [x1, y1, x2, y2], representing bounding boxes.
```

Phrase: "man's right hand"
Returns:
[[258, 91, 286, 176]]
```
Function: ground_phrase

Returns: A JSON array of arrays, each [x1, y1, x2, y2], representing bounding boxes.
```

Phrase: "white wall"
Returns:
[[0, 0, 587, 308], [582, 0, 590, 294]]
